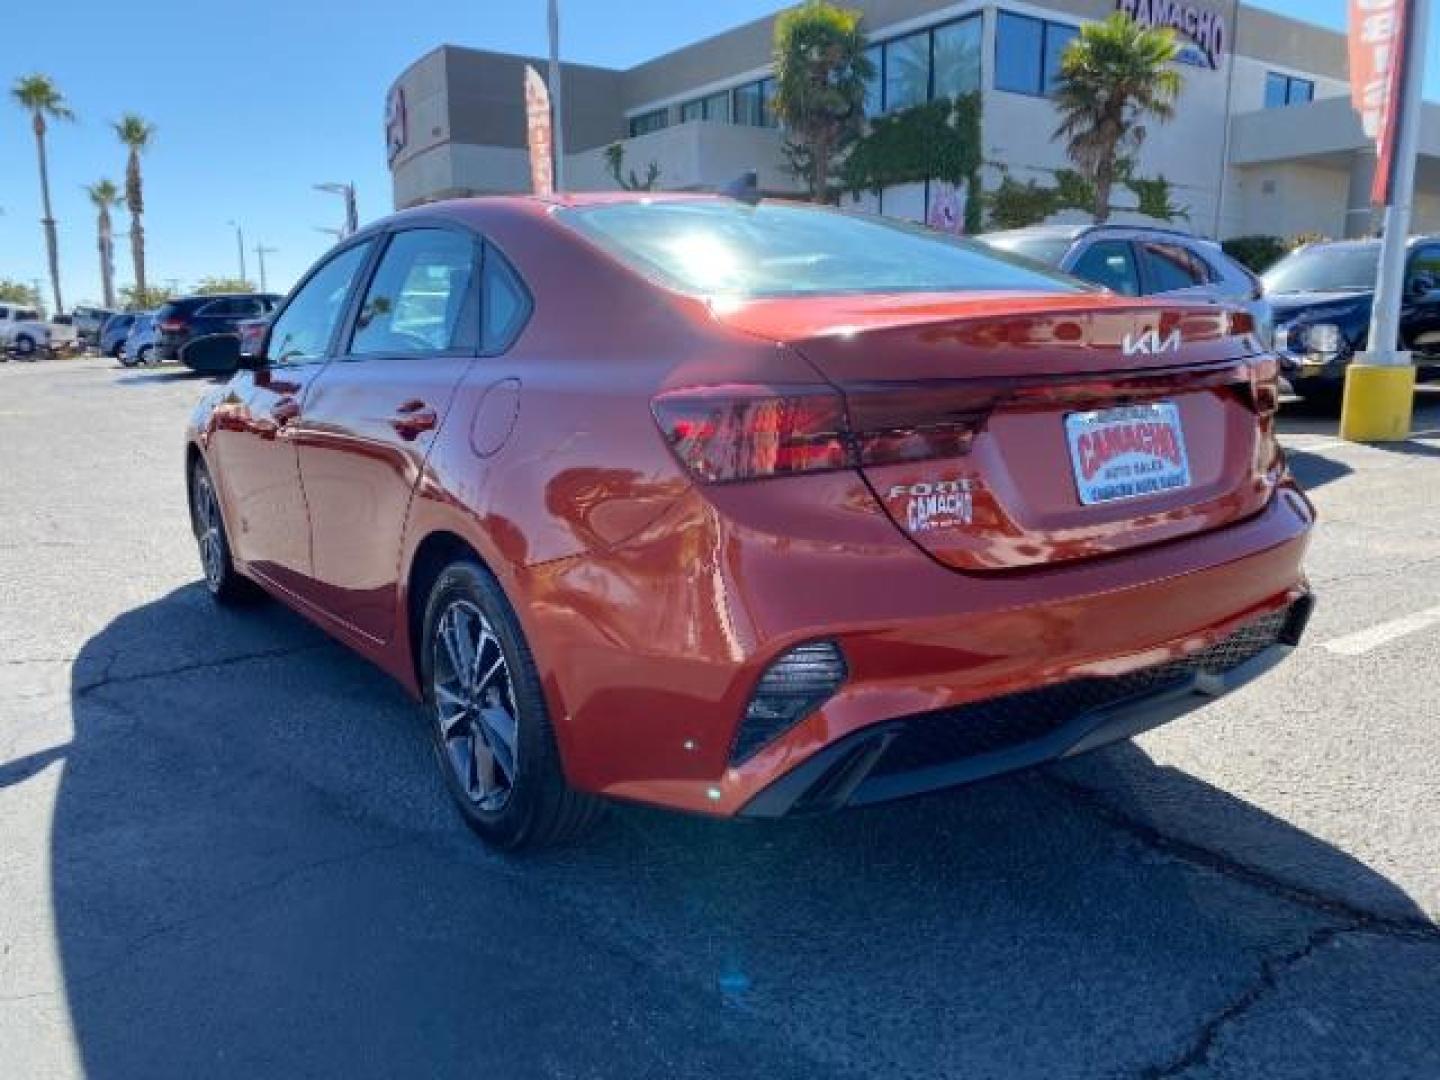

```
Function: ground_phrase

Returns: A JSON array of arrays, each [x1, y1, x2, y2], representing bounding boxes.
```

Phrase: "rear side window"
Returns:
[[561, 201, 1082, 298], [482, 246, 530, 353], [1071, 241, 1140, 296], [267, 241, 373, 364], [1138, 242, 1210, 293], [350, 229, 478, 356]]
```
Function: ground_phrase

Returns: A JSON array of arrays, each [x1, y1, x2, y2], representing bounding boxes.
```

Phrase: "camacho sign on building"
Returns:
[[1115, 0, 1229, 69]]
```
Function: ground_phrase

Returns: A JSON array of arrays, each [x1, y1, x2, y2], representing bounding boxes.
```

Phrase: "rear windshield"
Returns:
[[560, 201, 1085, 299], [978, 235, 1073, 267]]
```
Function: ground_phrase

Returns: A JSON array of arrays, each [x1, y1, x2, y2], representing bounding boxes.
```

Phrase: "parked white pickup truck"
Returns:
[[0, 303, 77, 359]]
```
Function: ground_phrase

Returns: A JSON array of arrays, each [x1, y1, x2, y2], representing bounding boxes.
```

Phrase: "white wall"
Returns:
[[1231, 161, 1350, 239]]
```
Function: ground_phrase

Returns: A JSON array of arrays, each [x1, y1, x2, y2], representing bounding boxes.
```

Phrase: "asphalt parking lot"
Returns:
[[2, 356, 1439, 1079]]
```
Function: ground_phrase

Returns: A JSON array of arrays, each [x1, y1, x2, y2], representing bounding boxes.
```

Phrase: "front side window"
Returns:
[[267, 241, 372, 365], [996, 12, 1075, 97], [1139, 242, 1208, 293], [561, 201, 1084, 299], [351, 229, 477, 356], [1408, 248, 1440, 294], [1072, 241, 1141, 296]]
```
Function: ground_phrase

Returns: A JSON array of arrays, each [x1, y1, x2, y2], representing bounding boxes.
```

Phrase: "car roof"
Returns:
[[1293, 236, 1440, 252], [983, 223, 1219, 247]]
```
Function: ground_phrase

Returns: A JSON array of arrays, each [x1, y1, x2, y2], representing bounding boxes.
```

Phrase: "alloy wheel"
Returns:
[[192, 471, 225, 590], [431, 599, 519, 811]]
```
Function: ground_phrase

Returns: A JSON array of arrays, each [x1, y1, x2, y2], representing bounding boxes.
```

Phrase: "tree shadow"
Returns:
[[40, 586, 1435, 1079]]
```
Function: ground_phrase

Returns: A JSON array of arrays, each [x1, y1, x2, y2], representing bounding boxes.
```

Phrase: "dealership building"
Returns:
[[385, 0, 1440, 240]]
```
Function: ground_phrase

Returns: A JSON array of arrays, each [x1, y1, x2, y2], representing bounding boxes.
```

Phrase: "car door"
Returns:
[[1402, 244, 1440, 362], [206, 240, 375, 597], [1066, 240, 1142, 296], [293, 225, 482, 643]]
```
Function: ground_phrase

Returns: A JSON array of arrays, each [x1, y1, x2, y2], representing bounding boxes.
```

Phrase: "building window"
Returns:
[[932, 16, 982, 99], [885, 30, 931, 112], [733, 77, 779, 128], [680, 90, 730, 123], [863, 43, 884, 117], [996, 11, 1077, 97], [862, 14, 982, 118], [628, 108, 669, 137], [1264, 72, 1315, 109]]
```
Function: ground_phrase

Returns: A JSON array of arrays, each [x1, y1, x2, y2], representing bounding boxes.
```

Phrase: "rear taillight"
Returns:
[[1246, 356, 1283, 473], [159, 318, 187, 333], [651, 384, 992, 483], [651, 386, 848, 483]]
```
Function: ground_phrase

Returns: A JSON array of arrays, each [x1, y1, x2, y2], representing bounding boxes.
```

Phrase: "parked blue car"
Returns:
[[120, 312, 158, 366], [99, 313, 137, 359]]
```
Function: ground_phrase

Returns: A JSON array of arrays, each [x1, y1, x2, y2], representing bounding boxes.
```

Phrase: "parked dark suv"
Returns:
[[1262, 237, 1440, 405], [154, 293, 281, 373]]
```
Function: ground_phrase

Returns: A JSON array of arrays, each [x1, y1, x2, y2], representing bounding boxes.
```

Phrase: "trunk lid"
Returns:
[[714, 292, 1280, 571]]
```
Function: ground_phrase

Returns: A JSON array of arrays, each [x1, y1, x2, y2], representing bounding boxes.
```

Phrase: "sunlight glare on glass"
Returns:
[[665, 231, 745, 292]]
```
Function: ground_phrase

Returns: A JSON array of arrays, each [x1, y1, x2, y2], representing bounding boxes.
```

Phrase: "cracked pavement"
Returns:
[[2, 357, 1439, 1079]]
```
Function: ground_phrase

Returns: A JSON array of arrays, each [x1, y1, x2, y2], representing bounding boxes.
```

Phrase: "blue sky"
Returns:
[[0, 0, 1432, 307]]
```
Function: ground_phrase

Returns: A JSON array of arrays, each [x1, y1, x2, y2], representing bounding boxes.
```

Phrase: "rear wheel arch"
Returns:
[[405, 531, 493, 690]]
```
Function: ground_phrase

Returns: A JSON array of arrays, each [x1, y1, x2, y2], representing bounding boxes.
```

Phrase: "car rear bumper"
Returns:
[[739, 595, 1312, 817], [523, 473, 1316, 817]]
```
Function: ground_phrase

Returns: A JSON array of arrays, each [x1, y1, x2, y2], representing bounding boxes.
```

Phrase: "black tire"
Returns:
[[14, 335, 36, 359], [189, 459, 261, 605], [1299, 385, 1344, 414], [420, 560, 604, 850]]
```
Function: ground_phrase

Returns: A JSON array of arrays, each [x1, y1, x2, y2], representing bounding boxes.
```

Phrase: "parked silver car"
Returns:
[[978, 224, 1274, 347]]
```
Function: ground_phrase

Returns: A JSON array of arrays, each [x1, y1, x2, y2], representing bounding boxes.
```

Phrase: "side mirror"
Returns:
[[236, 318, 269, 369]]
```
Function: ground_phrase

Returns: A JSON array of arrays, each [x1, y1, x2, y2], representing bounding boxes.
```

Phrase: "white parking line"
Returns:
[[1321, 604, 1440, 656]]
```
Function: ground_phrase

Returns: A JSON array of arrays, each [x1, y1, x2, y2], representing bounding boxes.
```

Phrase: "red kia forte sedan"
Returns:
[[186, 195, 1314, 849]]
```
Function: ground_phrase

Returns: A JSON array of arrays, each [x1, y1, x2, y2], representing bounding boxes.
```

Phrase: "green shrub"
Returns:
[[1221, 235, 1289, 273]]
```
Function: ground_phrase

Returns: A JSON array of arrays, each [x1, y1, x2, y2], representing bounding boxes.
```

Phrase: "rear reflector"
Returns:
[[158, 319, 186, 333], [732, 641, 847, 764], [652, 383, 993, 483]]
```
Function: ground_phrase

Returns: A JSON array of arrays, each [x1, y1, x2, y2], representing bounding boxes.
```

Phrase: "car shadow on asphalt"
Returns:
[[111, 368, 216, 386], [1283, 449, 1353, 490], [47, 585, 1436, 1079]]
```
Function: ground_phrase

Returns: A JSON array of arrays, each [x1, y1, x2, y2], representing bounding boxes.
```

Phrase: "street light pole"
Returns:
[[228, 220, 247, 283], [314, 183, 358, 237], [548, 0, 566, 192], [254, 244, 277, 293]]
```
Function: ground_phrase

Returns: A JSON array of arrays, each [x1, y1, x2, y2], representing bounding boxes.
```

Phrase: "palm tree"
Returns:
[[10, 75, 74, 317], [113, 114, 156, 299], [85, 180, 123, 309], [772, 1, 873, 202], [1052, 13, 1181, 224]]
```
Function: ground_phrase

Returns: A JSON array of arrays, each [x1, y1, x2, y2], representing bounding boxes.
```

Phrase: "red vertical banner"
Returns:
[[1349, 0, 1413, 205], [524, 65, 555, 197]]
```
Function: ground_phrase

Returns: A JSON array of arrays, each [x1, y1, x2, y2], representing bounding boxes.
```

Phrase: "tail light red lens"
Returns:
[[651, 384, 993, 483], [651, 386, 848, 483], [159, 318, 186, 333]]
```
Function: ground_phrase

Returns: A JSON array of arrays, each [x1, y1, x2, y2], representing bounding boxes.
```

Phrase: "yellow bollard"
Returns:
[[1339, 358, 1416, 442]]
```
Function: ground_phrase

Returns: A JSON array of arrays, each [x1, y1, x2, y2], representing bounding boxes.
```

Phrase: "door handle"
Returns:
[[390, 400, 438, 440]]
